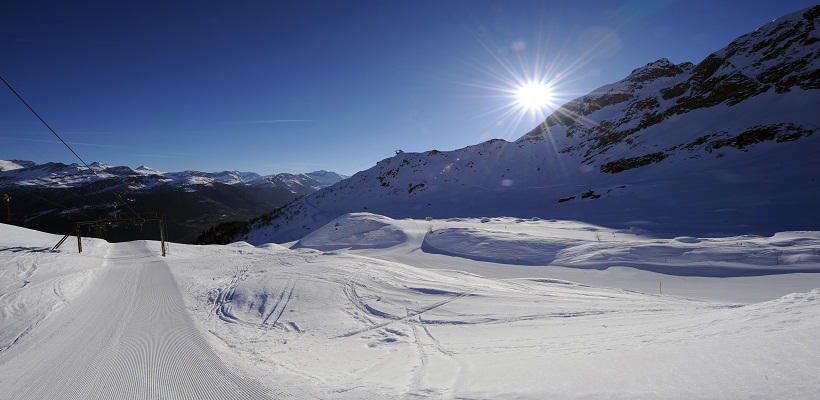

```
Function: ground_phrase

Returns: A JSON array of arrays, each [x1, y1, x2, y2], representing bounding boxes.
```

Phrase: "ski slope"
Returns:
[[1, 218, 820, 398], [0, 234, 274, 399]]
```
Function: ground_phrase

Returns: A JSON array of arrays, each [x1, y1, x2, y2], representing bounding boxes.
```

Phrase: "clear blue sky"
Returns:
[[1, 0, 816, 175]]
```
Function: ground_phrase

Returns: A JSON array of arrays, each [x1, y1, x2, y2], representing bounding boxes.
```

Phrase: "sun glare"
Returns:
[[452, 26, 578, 139], [515, 82, 553, 111]]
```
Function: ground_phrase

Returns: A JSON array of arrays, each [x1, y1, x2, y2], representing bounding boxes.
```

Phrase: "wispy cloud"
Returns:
[[256, 162, 324, 169], [1, 137, 132, 149], [121, 152, 222, 158], [224, 119, 317, 124]]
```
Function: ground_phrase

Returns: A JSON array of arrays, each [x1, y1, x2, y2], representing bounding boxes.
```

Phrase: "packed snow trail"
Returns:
[[0, 242, 274, 400]]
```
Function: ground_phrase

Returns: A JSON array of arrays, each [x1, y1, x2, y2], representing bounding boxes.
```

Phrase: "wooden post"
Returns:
[[159, 214, 166, 257], [77, 228, 83, 253], [53, 225, 77, 250]]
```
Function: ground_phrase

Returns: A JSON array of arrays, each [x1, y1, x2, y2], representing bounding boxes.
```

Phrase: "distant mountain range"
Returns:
[[213, 5, 819, 245], [0, 160, 346, 243]]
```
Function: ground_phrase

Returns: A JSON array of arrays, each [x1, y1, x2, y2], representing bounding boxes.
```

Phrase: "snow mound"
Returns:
[[293, 213, 408, 250], [413, 218, 820, 276], [423, 227, 584, 265], [673, 236, 701, 243], [226, 241, 255, 248], [257, 243, 290, 251]]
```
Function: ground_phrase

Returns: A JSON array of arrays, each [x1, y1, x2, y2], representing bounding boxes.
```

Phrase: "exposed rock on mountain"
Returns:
[[219, 6, 819, 245], [0, 160, 345, 243], [523, 5, 819, 169]]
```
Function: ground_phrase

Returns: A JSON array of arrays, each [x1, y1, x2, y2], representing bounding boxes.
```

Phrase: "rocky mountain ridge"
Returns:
[[0, 160, 346, 243], [521, 5, 818, 171], [0, 159, 345, 193], [215, 6, 820, 245]]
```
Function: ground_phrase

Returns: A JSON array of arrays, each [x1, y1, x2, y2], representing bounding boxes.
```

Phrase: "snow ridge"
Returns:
[[237, 6, 820, 244], [0, 160, 347, 193]]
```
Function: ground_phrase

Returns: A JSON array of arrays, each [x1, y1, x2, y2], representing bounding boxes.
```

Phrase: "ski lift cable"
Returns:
[[1, 143, 134, 220], [0, 143, 124, 220], [0, 75, 101, 179], [1, 75, 142, 219], [5, 183, 98, 220]]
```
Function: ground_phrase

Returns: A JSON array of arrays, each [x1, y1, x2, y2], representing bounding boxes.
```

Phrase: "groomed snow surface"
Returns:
[[1, 214, 819, 399]]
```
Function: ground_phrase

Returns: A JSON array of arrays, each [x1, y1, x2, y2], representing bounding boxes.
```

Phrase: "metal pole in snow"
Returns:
[[159, 214, 166, 257]]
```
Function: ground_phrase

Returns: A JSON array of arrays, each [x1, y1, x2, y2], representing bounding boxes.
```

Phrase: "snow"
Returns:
[[0, 160, 27, 172], [240, 114, 820, 242], [233, 14, 820, 242], [2, 216, 819, 399], [305, 170, 348, 186], [1, 7, 818, 398], [134, 165, 164, 175], [1, 160, 345, 193], [294, 213, 408, 250]]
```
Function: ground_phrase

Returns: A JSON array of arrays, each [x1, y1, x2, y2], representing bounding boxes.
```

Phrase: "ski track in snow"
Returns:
[[262, 279, 297, 328], [0, 242, 277, 400], [1, 216, 820, 398]]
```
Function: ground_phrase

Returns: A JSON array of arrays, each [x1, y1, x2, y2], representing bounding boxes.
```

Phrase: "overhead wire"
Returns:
[[0, 152, 100, 221], [4, 183, 99, 221], [0, 155, 132, 221], [1, 74, 142, 219], [0, 75, 97, 176]]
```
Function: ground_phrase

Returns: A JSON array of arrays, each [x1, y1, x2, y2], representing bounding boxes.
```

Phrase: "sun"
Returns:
[[451, 31, 575, 138], [515, 82, 553, 111]]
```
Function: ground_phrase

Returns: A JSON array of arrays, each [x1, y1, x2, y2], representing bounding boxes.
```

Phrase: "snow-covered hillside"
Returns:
[[521, 5, 819, 168], [2, 215, 819, 398], [234, 6, 820, 244]]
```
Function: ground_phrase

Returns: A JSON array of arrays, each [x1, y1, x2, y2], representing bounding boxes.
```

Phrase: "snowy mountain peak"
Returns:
[[0, 160, 35, 171], [134, 165, 163, 175], [88, 161, 108, 169], [768, 5, 820, 27], [0, 159, 345, 193], [524, 5, 819, 144], [101, 166, 135, 176], [306, 170, 348, 186], [518, 5, 819, 169], [624, 58, 689, 85], [255, 170, 350, 193], [226, 6, 820, 245], [706, 5, 820, 93], [1, 159, 348, 243]]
